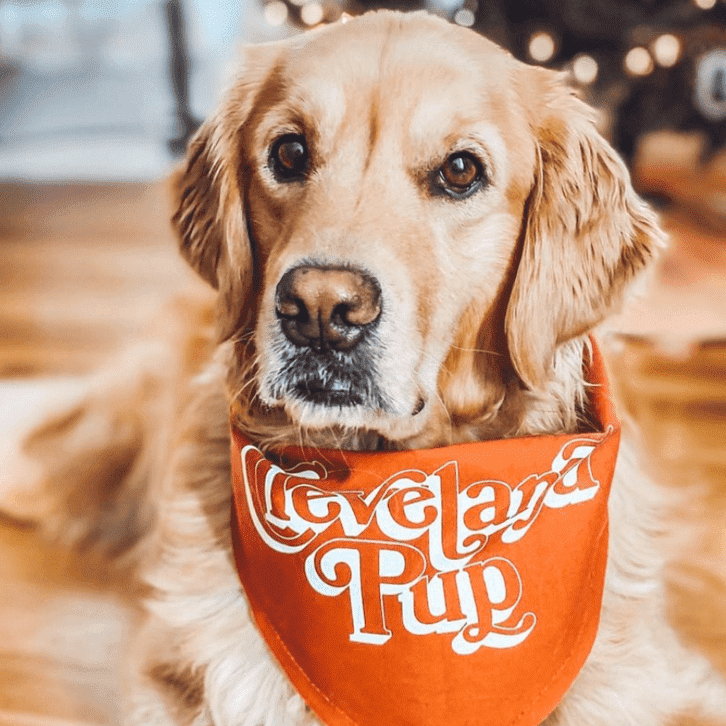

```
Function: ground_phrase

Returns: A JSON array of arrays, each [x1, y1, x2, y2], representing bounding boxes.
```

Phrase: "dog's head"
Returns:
[[173, 11, 662, 447]]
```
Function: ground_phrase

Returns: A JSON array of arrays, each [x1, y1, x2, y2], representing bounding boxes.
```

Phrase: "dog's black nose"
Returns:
[[276, 264, 382, 352]]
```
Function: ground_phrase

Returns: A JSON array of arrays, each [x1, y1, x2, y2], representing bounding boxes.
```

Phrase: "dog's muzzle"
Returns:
[[272, 263, 384, 408]]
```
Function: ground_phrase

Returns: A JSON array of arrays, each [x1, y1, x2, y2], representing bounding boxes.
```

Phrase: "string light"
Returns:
[[652, 34, 681, 67], [300, 1, 324, 25], [572, 54, 598, 85], [454, 9, 475, 27], [264, 0, 288, 26], [624, 47, 654, 76], [528, 32, 555, 63], [694, 0, 716, 9]]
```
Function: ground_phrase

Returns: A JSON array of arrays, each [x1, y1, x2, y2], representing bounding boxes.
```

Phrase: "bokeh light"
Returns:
[[528, 32, 556, 63], [300, 1, 324, 25], [624, 47, 654, 76], [652, 34, 681, 67], [264, 1, 288, 26], [573, 54, 599, 84], [454, 9, 475, 27]]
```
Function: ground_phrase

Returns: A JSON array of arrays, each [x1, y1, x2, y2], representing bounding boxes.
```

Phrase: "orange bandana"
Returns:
[[230, 341, 620, 726]]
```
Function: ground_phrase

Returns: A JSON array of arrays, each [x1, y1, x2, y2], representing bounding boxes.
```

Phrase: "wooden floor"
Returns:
[[0, 173, 725, 725], [610, 340, 726, 679], [0, 181, 199, 726], [0, 182, 197, 377]]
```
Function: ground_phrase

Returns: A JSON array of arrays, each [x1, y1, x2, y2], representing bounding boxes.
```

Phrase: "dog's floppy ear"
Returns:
[[171, 41, 290, 340], [505, 70, 665, 390], [171, 107, 257, 341], [171, 121, 229, 290]]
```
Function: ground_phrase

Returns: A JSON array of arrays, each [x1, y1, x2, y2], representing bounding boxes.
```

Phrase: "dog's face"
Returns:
[[247, 17, 539, 437], [174, 11, 662, 447]]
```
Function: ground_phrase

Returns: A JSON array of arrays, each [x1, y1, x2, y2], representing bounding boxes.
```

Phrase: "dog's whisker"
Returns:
[[230, 328, 255, 345], [448, 345, 503, 356]]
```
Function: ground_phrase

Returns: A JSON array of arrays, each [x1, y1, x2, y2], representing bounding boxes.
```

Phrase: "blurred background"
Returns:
[[0, 1, 724, 724]]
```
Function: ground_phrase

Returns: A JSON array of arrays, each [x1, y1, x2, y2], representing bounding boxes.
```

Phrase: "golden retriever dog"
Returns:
[[17, 10, 726, 726]]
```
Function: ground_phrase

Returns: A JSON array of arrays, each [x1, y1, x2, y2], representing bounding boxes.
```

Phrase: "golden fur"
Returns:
[[17, 11, 726, 725]]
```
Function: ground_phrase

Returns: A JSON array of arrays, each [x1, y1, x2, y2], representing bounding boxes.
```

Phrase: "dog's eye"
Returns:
[[270, 135, 309, 181], [437, 152, 485, 198]]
